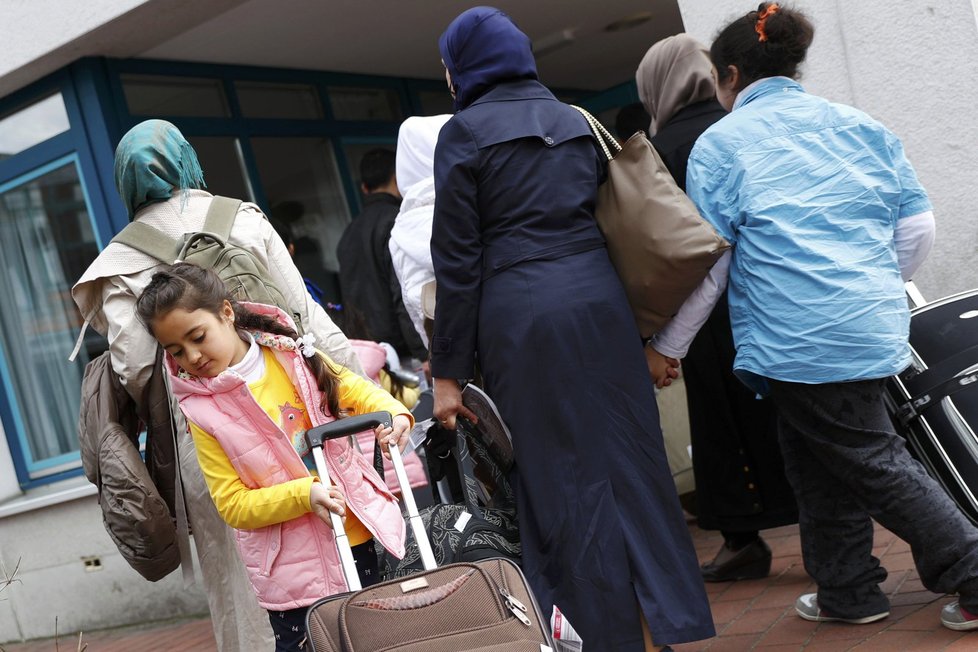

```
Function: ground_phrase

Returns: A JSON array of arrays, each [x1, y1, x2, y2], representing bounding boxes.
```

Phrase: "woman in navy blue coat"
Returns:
[[429, 8, 714, 650]]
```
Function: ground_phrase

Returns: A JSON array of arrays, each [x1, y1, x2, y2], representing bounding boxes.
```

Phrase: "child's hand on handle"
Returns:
[[645, 346, 680, 389], [310, 482, 346, 528], [375, 414, 413, 460], [432, 377, 479, 431]]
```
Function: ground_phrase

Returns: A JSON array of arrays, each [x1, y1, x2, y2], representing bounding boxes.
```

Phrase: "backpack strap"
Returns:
[[202, 195, 243, 242], [110, 222, 181, 263]]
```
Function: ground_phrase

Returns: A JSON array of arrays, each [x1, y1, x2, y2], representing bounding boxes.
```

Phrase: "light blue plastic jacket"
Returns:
[[686, 77, 932, 394]]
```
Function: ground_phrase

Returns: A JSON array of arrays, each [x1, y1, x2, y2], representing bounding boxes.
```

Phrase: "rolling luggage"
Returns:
[[886, 283, 978, 525], [303, 412, 555, 651], [377, 416, 521, 582]]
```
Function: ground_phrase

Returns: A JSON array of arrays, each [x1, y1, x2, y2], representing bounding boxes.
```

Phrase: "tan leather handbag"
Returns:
[[572, 106, 730, 338]]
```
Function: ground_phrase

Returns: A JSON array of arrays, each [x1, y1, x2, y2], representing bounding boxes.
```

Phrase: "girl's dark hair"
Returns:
[[711, 3, 815, 89], [136, 262, 343, 419]]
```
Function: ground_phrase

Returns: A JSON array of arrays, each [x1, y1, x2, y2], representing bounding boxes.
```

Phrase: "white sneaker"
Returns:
[[794, 593, 889, 624]]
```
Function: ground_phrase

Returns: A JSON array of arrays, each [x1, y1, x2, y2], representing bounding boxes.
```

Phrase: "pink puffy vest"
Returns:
[[167, 309, 406, 610]]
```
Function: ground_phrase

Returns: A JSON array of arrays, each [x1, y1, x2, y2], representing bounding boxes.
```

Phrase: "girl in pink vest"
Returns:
[[136, 263, 409, 652]]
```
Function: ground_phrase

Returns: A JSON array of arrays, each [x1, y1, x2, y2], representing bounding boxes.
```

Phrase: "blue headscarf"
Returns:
[[113, 119, 206, 219], [439, 7, 538, 111]]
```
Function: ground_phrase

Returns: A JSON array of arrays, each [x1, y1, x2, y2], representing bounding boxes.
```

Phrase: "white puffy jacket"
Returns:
[[389, 177, 436, 347]]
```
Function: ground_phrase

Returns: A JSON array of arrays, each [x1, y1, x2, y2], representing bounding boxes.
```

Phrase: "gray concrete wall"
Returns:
[[677, 0, 978, 301], [0, 495, 207, 644]]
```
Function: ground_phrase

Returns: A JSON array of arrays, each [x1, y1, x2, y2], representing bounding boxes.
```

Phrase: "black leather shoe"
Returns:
[[700, 537, 772, 582]]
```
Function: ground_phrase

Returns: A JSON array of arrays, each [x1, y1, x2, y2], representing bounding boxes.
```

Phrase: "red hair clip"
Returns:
[[755, 3, 780, 42]]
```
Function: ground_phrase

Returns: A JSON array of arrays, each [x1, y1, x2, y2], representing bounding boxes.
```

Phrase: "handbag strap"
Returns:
[[570, 105, 622, 161]]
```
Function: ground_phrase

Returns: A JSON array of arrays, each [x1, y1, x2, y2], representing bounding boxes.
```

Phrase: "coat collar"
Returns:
[[362, 192, 401, 209], [733, 76, 804, 111], [467, 79, 556, 108]]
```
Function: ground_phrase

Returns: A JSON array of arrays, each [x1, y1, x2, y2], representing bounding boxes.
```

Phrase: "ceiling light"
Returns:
[[533, 28, 577, 58], [603, 11, 653, 32]]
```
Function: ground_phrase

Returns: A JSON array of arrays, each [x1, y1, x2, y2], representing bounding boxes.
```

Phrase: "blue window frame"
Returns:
[[0, 68, 119, 489], [0, 154, 105, 481]]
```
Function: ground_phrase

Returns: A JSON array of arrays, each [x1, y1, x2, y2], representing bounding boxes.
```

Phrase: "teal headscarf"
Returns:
[[113, 119, 206, 219]]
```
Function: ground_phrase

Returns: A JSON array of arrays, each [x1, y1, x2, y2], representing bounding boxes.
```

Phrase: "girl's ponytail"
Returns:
[[232, 305, 343, 419]]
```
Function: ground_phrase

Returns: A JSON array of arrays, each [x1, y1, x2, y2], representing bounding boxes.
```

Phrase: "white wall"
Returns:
[[678, 0, 978, 301], [1, 0, 149, 78], [0, 0, 247, 98], [0, 495, 208, 644], [0, 422, 19, 504]]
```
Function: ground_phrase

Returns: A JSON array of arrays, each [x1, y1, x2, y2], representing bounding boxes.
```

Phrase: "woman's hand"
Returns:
[[310, 482, 346, 527], [433, 377, 479, 431], [374, 414, 412, 459], [645, 346, 681, 389]]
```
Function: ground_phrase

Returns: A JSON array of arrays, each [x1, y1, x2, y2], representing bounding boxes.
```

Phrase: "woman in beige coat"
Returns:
[[72, 119, 364, 651]]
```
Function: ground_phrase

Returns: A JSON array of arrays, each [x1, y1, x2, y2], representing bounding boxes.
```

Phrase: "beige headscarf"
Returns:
[[636, 34, 716, 136]]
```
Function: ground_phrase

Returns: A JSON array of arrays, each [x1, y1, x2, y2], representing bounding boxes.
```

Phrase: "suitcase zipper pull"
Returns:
[[500, 588, 531, 626], [499, 587, 528, 612]]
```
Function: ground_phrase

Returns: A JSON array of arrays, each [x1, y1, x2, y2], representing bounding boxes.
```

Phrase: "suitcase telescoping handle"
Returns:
[[306, 414, 393, 592], [304, 412, 437, 592]]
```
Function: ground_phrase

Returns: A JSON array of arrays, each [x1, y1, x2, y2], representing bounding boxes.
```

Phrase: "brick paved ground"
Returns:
[[3, 521, 974, 651]]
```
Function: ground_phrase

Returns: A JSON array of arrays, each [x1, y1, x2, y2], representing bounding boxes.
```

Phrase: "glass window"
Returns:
[[327, 87, 402, 122], [121, 74, 231, 117], [416, 90, 455, 117], [250, 137, 350, 303], [186, 136, 254, 202], [235, 81, 323, 120], [0, 93, 70, 159], [0, 160, 107, 477]]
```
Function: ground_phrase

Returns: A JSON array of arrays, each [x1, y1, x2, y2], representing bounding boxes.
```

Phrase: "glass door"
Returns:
[[250, 136, 351, 303]]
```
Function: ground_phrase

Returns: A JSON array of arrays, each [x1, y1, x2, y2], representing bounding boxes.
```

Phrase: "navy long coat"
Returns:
[[430, 75, 715, 647]]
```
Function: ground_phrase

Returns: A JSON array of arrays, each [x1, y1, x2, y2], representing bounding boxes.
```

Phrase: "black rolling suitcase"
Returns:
[[302, 412, 555, 652], [886, 283, 978, 525]]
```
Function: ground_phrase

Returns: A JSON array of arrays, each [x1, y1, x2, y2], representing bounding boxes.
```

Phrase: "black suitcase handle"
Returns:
[[896, 367, 978, 425], [305, 412, 392, 448]]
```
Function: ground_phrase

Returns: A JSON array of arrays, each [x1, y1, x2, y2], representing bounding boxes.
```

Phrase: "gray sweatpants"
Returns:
[[769, 378, 978, 618]]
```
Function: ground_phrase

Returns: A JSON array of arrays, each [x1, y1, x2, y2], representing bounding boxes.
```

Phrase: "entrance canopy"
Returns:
[[2, 0, 685, 97]]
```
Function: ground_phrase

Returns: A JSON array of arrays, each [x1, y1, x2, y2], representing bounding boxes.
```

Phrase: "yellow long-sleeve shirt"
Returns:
[[189, 348, 412, 545]]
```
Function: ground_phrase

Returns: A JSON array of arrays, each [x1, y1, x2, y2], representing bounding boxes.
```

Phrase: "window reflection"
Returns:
[[186, 136, 254, 202], [328, 87, 402, 122], [0, 94, 70, 159], [251, 138, 350, 302], [416, 90, 455, 116], [235, 82, 323, 120], [122, 74, 231, 117], [0, 161, 106, 474]]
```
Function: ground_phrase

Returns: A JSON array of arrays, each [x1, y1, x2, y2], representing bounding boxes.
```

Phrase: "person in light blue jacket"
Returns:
[[648, 2, 978, 633]]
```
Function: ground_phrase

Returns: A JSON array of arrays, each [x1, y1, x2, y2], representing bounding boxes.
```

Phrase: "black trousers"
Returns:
[[769, 379, 978, 618], [267, 540, 379, 651]]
